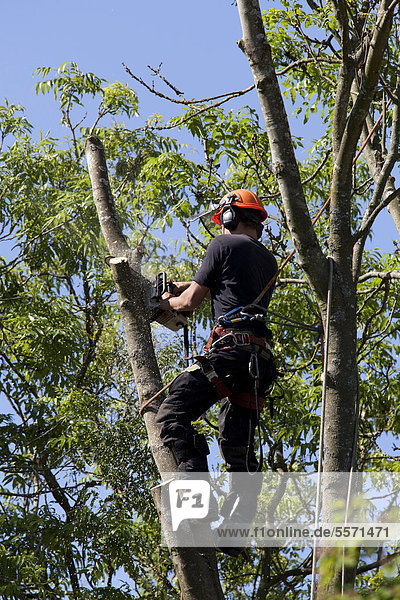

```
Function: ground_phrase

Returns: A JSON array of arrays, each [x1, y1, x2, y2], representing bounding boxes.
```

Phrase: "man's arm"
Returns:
[[159, 281, 210, 312]]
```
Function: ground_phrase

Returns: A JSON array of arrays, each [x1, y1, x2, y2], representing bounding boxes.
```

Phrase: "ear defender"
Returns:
[[221, 206, 239, 231]]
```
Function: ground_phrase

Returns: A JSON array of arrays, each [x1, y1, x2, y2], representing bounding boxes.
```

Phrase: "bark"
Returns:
[[325, 0, 395, 468], [331, 1, 356, 158], [319, 6, 395, 594], [387, 191, 400, 232], [333, 0, 396, 171], [85, 136, 224, 600]]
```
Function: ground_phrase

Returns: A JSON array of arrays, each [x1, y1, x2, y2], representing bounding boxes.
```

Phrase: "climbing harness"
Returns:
[[202, 319, 274, 410], [192, 352, 268, 412], [193, 355, 232, 400], [204, 324, 272, 357], [198, 307, 276, 472], [139, 303, 316, 417], [196, 333, 267, 472]]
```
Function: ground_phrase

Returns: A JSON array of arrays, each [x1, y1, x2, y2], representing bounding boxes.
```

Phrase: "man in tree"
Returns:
[[156, 189, 278, 482]]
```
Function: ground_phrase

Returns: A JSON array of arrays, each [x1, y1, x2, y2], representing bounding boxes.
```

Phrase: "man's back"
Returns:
[[194, 233, 278, 322]]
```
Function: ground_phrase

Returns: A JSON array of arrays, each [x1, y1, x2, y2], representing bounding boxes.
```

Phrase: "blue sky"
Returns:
[[2, 1, 250, 131], [2, 0, 398, 251]]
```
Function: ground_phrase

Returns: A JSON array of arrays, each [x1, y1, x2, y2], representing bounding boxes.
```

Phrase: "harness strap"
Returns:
[[194, 356, 232, 400], [230, 392, 265, 411], [204, 326, 272, 354], [193, 356, 265, 410]]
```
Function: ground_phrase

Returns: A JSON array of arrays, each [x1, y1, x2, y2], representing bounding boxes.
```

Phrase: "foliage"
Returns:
[[1, 1, 400, 594]]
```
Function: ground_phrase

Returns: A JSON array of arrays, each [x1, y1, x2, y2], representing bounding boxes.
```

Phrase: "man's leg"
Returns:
[[155, 368, 218, 472], [218, 399, 262, 523], [218, 398, 259, 472]]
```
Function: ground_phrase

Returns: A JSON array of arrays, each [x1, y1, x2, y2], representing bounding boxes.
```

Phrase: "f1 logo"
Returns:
[[169, 480, 210, 531]]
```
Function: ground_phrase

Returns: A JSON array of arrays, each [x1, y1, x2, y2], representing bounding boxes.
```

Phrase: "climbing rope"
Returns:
[[310, 257, 333, 600], [266, 309, 321, 333], [139, 380, 175, 416]]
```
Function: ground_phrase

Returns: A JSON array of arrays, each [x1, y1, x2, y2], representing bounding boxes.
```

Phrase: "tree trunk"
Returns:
[[235, 1, 370, 597], [236, 0, 328, 300], [236, 0, 396, 594], [358, 110, 400, 236], [85, 136, 224, 600]]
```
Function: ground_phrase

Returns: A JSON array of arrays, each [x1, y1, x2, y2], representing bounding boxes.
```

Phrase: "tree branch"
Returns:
[[354, 185, 400, 247], [353, 70, 400, 276], [337, 0, 395, 165], [356, 549, 400, 574], [276, 56, 340, 77], [123, 62, 254, 107], [357, 269, 400, 282], [236, 0, 328, 302], [143, 90, 257, 132], [329, 0, 395, 272]]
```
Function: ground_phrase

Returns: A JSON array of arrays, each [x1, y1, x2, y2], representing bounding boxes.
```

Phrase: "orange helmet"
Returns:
[[211, 189, 268, 226]]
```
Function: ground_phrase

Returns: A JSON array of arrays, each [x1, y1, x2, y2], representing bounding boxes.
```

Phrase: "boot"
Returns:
[[162, 433, 219, 524], [215, 469, 263, 557]]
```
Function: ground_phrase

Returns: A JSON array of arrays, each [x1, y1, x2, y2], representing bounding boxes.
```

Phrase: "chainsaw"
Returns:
[[149, 272, 189, 332]]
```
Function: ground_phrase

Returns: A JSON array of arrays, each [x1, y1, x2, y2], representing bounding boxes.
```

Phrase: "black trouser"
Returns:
[[155, 347, 269, 473]]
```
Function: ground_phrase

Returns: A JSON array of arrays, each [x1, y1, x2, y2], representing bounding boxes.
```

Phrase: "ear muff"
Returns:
[[221, 206, 239, 231]]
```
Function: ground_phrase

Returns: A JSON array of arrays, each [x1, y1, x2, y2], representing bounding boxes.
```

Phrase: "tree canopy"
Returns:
[[1, 1, 400, 598]]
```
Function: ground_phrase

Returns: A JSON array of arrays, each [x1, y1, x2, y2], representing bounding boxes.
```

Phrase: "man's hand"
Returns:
[[160, 290, 175, 301], [170, 281, 191, 295], [159, 281, 209, 312]]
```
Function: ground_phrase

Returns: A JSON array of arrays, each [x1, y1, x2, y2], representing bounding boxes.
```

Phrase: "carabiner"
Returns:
[[211, 332, 238, 350], [249, 350, 260, 383]]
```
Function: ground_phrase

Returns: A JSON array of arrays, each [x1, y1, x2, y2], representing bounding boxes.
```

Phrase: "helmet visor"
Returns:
[[187, 194, 234, 223]]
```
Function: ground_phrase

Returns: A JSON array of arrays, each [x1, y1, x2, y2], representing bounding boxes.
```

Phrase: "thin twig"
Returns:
[[276, 56, 340, 76], [123, 62, 255, 106]]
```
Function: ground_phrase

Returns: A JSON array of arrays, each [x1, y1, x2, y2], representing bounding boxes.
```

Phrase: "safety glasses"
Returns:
[[187, 193, 237, 223], [210, 193, 237, 210]]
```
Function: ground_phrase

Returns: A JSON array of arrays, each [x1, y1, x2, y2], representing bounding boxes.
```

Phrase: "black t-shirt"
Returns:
[[194, 234, 278, 326]]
